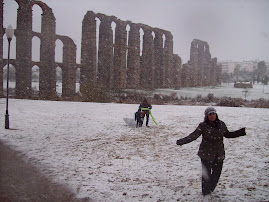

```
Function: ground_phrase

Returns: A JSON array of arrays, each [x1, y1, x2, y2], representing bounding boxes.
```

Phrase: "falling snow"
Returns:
[[0, 98, 268, 201]]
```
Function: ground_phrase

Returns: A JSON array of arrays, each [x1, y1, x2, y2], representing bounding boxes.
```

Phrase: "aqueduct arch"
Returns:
[[80, 11, 178, 93], [1, 0, 77, 99], [1, 0, 221, 100]]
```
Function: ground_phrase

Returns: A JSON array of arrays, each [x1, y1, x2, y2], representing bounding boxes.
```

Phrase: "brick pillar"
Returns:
[[203, 43, 211, 86], [173, 54, 182, 89], [181, 64, 194, 87], [80, 11, 97, 93], [189, 41, 199, 86], [140, 26, 154, 89], [153, 29, 164, 88], [61, 36, 76, 98], [210, 57, 222, 86], [97, 14, 114, 89], [39, 7, 56, 99], [114, 20, 127, 89], [189, 39, 212, 87], [163, 32, 173, 88], [16, 2, 32, 98], [209, 57, 217, 86], [181, 64, 188, 87], [127, 23, 140, 89]]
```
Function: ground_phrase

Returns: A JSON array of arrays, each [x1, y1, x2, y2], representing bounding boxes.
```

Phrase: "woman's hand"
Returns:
[[176, 139, 183, 145], [239, 127, 246, 136]]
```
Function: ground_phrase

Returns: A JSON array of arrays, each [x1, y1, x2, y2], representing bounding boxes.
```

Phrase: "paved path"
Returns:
[[0, 140, 91, 202]]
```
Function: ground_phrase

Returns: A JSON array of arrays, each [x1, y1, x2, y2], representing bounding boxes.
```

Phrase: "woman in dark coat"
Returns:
[[176, 107, 246, 196]]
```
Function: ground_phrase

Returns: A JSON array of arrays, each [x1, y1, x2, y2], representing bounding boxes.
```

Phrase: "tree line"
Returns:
[[222, 61, 268, 85]]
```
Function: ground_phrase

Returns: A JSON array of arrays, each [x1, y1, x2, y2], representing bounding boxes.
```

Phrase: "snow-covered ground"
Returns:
[[0, 98, 268, 201], [154, 83, 269, 101]]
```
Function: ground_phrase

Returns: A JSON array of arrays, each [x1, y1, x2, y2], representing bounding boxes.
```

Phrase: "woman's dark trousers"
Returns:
[[201, 158, 223, 195], [145, 114, 149, 126]]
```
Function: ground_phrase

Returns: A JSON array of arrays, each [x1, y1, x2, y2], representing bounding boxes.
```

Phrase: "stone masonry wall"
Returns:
[[1, 0, 77, 99], [1, 0, 221, 100], [180, 39, 222, 87], [80, 12, 176, 91]]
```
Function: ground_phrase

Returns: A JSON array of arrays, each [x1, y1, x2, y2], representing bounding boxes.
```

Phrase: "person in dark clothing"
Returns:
[[135, 108, 145, 127], [176, 107, 246, 196], [139, 98, 152, 127]]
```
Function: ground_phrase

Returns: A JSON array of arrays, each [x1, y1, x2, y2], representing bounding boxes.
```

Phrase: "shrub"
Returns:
[[170, 92, 178, 100], [207, 93, 215, 102], [217, 97, 244, 107], [250, 99, 269, 108]]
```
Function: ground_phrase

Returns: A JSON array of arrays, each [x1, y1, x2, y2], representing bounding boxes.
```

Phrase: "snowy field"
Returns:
[[154, 83, 269, 101], [0, 98, 268, 201]]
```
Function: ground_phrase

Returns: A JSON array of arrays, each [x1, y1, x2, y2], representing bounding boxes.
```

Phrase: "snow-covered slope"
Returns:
[[0, 99, 268, 201]]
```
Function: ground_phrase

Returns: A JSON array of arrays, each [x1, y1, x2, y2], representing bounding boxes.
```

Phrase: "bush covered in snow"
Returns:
[[217, 97, 245, 107]]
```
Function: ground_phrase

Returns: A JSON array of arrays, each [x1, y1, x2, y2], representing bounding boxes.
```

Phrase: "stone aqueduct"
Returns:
[[0, 0, 222, 100]]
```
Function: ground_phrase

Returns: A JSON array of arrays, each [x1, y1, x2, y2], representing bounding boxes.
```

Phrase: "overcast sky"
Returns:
[[3, 0, 269, 64]]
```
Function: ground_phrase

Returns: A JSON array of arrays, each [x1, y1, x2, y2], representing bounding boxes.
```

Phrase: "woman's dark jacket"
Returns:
[[139, 102, 152, 115], [176, 116, 246, 161]]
